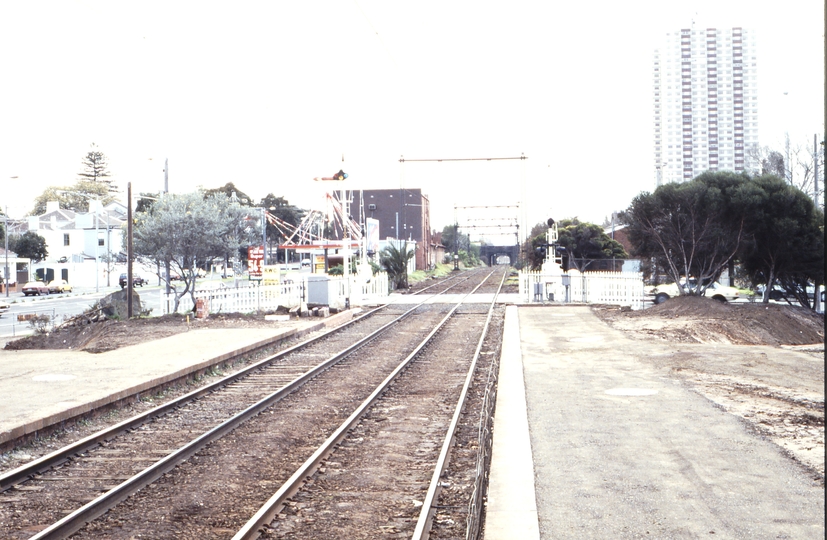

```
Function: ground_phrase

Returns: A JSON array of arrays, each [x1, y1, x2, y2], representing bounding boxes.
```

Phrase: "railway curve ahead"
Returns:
[[0, 265, 508, 540]]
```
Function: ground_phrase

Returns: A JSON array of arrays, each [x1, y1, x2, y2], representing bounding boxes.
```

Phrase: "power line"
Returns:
[[399, 155, 527, 163]]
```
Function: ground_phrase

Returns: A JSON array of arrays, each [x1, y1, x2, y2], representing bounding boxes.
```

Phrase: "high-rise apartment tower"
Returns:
[[654, 27, 758, 185]]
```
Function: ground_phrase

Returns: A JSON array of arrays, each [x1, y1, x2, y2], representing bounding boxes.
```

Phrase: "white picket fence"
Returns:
[[519, 269, 645, 309], [331, 271, 389, 310], [162, 272, 389, 315]]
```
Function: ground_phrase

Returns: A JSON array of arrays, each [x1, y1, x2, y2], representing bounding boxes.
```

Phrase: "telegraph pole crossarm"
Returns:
[[399, 155, 527, 163]]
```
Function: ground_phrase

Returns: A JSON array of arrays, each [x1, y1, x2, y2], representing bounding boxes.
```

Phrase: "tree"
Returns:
[[135, 192, 160, 214], [204, 182, 253, 205], [748, 136, 825, 203], [521, 219, 625, 271], [761, 150, 785, 178], [78, 143, 113, 191], [556, 218, 627, 271], [441, 224, 470, 255], [624, 172, 752, 295], [133, 191, 258, 312], [737, 174, 824, 306], [9, 232, 48, 262], [31, 180, 115, 215], [380, 241, 414, 289]]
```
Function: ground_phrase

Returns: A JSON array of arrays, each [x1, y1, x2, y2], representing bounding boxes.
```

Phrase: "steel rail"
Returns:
[[1, 270, 475, 491], [406, 269, 471, 296], [0, 304, 381, 493], [25, 271, 478, 540], [232, 269, 496, 540], [411, 268, 506, 540]]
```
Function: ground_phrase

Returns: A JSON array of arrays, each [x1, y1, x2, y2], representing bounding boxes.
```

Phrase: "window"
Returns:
[[98, 238, 105, 247], [64, 234, 70, 246]]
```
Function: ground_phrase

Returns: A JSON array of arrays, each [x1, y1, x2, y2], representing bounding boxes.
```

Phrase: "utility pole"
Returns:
[[3, 206, 8, 298], [816, 135, 822, 314], [161, 159, 171, 295], [94, 202, 99, 293], [127, 182, 133, 319], [815, 134, 820, 205], [105, 210, 111, 287], [261, 206, 267, 266]]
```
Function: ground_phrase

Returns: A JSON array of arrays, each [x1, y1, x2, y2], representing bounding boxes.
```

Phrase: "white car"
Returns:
[[703, 281, 751, 302], [646, 282, 686, 304], [647, 280, 750, 304], [0, 299, 9, 316]]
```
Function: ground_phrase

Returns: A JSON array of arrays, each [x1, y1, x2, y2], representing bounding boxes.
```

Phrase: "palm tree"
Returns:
[[380, 242, 414, 290]]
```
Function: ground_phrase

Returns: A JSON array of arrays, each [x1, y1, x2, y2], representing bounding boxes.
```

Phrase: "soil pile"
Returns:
[[4, 311, 293, 353], [593, 296, 824, 346]]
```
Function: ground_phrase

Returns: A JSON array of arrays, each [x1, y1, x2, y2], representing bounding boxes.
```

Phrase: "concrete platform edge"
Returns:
[[484, 305, 540, 540], [1, 310, 355, 447]]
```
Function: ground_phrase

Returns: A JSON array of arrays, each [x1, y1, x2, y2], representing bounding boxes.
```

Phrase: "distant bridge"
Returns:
[[479, 244, 520, 266]]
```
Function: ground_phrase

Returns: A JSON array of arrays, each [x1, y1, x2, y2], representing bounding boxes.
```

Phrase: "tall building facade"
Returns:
[[654, 27, 759, 185], [333, 188, 434, 271]]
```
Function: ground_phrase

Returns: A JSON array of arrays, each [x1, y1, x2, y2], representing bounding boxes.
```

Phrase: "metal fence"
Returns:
[[465, 339, 499, 540], [519, 269, 645, 309], [162, 272, 389, 315], [0, 308, 57, 338]]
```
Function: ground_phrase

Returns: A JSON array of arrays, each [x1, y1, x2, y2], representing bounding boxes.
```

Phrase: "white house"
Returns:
[[24, 200, 127, 288]]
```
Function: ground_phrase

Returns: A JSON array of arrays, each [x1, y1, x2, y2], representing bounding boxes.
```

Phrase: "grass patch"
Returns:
[[409, 263, 455, 284]]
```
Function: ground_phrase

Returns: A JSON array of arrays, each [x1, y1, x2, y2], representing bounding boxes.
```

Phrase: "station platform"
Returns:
[[0, 311, 355, 447], [485, 305, 823, 539], [0, 305, 823, 538]]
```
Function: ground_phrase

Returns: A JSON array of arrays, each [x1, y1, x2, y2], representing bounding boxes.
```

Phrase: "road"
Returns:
[[0, 286, 166, 340], [0, 274, 243, 340]]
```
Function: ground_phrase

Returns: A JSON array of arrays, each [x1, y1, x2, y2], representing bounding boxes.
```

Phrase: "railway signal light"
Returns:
[[556, 246, 570, 272]]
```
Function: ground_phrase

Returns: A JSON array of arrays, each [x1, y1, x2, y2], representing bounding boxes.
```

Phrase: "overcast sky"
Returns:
[[1, 0, 823, 242]]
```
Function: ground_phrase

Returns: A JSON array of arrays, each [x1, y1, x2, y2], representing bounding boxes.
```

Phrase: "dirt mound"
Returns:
[[594, 296, 824, 346], [4, 310, 293, 353]]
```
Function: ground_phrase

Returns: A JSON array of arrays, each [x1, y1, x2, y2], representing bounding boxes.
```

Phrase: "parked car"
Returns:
[[645, 281, 687, 304], [22, 281, 50, 296], [647, 279, 750, 304], [47, 279, 73, 293], [703, 281, 751, 302], [0, 298, 10, 316], [119, 273, 147, 289], [756, 283, 819, 304]]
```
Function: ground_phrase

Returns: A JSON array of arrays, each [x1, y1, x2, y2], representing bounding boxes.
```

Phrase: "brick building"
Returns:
[[333, 188, 433, 270]]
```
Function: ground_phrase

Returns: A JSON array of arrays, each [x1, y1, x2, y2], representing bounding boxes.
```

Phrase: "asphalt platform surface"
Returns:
[[486, 305, 824, 539]]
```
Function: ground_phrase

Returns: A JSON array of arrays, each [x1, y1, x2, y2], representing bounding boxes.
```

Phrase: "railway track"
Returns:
[[0, 266, 507, 539]]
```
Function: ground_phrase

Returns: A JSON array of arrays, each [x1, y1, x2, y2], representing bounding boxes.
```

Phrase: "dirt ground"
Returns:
[[4, 293, 824, 482], [593, 296, 824, 482], [3, 311, 294, 353]]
